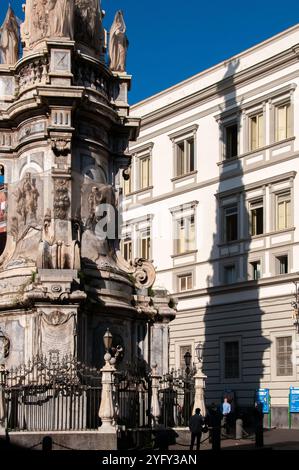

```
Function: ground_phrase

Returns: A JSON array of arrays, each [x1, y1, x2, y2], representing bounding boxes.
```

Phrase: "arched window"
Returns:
[[0, 165, 7, 256]]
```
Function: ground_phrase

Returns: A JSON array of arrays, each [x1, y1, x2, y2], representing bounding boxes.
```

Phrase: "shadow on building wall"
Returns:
[[203, 60, 270, 423]]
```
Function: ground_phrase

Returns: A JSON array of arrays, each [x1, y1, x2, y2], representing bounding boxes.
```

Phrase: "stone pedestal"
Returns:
[[192, 363, 207, 417]]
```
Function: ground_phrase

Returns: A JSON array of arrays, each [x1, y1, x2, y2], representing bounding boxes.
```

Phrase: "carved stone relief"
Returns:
[[15, 173, 40, 226], [35, 310, 76, 357], [53, 179, 70, 219]]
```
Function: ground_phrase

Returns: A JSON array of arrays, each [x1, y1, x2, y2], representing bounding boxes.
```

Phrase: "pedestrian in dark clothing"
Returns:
[[206, 403, 222, 451], [189, 408, 204, 451], [253, 402, 264, 448]]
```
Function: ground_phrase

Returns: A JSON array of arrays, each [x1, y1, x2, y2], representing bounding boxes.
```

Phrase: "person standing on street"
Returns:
[[189, 408, 204, 451]]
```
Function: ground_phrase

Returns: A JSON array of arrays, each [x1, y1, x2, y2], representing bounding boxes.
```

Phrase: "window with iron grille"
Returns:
[[179, 345, 192, 370], [276, 336, 293, 376], [224, 341, 240, 379]]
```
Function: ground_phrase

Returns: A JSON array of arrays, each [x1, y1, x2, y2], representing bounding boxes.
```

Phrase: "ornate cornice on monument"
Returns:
[[151, 290, 178, 323], [24, 269, 86, 304]]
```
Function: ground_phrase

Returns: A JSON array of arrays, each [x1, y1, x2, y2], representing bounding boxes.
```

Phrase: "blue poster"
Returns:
[[289, 387, 299, 413], [256, 388, 270, 414]]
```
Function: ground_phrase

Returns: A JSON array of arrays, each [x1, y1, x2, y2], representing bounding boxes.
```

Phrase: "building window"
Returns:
[[250, 199, 264, 236], [179, 345, 192, 369], [276, 255, 288, 275], [178, 273, 193, 292], [250, 261, 261, 280], [176, 138, 194, 177], [139, 156, 151, 190], [276, 336, 293, 376], [140, 228, 151, 260], [175, 214, 195, 254], [224, 341, 240, 379], [224, 206, 238, 242], [249, 113, 264, 150], [275, 102, 291, 142], [122, 236, 132, 261], [224, 124, 238, 160], [276, 192, 291, 230], [224, 264, 236, 284]]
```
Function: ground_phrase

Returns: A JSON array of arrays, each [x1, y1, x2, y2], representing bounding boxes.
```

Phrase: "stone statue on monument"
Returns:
[[74, 0, 105, 54], [109, 10, 128, 73], [0, 7, 19, 65], [48, 0, 75, 39]]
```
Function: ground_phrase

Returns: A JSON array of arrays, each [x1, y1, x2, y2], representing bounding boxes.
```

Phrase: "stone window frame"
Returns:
[[174, 339, 195, 370], [270, 330, 297, 382], [270, 246, 293, 277], [269, 177, 294, 233], [121, 215, 153, 261], [170, 201, 198, 257], [175, 268, 195, 293], [218, 193, 241, 244], [124, 142, 154, 195], [244, 104, 266, 153], [269, 92, 295, 145], [221, 260, 238, 285], [169, 124, 198, 179], [217, 113, 240, 162], [248, 253, 265, 281], [246, 191, 266, 238], [135, 215, 153, 261], [120, 224, 133, 261], [220, 335, 242, 383]]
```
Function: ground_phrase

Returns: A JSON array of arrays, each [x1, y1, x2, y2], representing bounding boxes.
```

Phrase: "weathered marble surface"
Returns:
[[0, 7, 19, 65], [109, 11, 128, 72]]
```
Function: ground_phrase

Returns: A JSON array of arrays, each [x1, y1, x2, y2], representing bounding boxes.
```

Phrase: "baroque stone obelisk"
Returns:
[[0, 2, 176, 373]]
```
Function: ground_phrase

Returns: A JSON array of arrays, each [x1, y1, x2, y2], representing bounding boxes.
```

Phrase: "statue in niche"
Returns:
[[15, 173, 40, 225], [48, 0, 75, 39], [86, 184, 116, 231], [109, 10, 128, 72], [0, 7, 19, 65]]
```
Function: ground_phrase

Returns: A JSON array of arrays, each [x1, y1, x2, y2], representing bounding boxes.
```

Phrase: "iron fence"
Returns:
[[2, 353, 102, 432], [1, 355, 196, 432]]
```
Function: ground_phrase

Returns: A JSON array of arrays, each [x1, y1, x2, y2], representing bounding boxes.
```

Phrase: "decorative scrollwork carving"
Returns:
[[131, 258, 156, 290]]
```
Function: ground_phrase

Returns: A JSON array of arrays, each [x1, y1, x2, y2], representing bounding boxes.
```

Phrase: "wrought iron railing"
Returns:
[[1, 355, 196, 432], [2, 353, 102, 432]]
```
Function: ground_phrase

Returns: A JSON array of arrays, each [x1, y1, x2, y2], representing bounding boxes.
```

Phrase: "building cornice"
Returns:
[[135, 45, 299, 129], [174, 272, 299, 302]]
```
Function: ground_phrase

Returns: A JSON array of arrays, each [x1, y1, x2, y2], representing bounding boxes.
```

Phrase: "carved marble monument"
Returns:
[[0, 1, 175, 382]]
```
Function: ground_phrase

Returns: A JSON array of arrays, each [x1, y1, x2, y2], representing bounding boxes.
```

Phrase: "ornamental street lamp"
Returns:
[[195, 342, 203, 363], [103, 328, 113, 352]]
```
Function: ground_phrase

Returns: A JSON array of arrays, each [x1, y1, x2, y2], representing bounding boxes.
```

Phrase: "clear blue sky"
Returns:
[[1, 0, 299, 104]]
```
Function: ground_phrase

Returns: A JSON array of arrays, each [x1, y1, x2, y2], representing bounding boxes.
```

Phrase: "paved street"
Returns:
[[169, 429, 299, 451]]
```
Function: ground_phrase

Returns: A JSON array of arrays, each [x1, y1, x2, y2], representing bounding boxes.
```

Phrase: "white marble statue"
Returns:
[[0, 7, 19, 65], [109, 11, 128, 72], [48, 0, 74, 39]]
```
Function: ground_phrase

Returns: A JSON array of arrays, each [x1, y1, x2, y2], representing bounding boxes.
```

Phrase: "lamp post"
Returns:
[[98, 328, 117, 434], [192, 342, 207, 417]]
